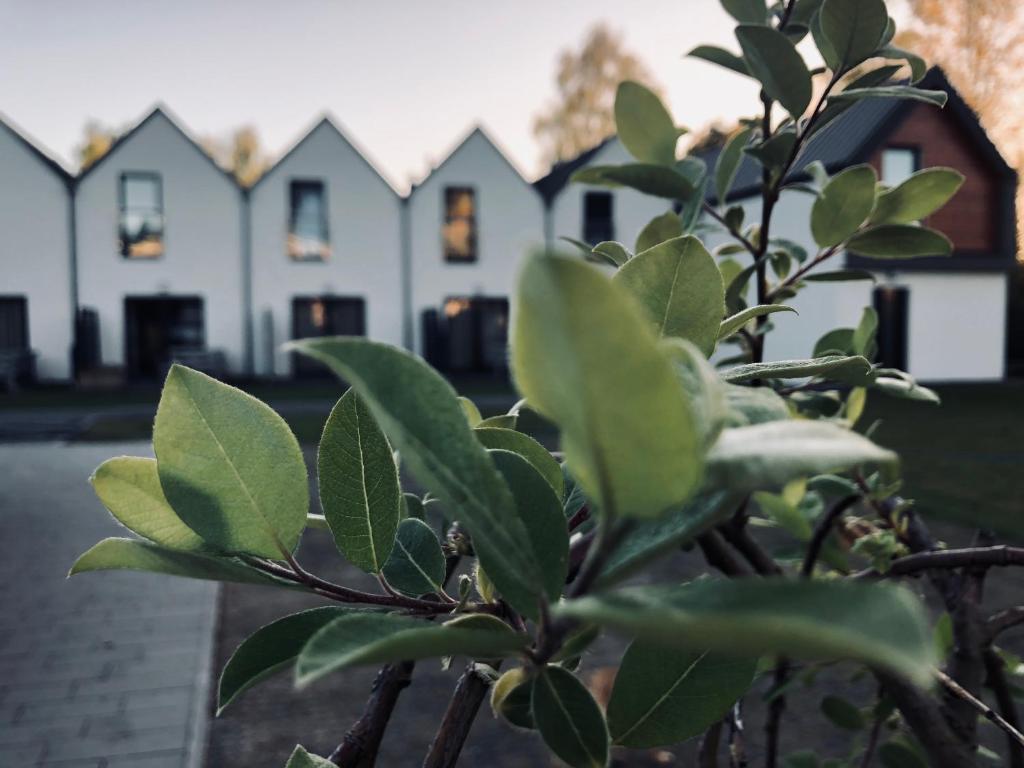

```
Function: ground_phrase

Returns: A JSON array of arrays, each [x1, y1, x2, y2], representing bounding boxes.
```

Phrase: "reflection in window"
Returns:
[[881, 148, 919, 185], [288, 180, 330, 261], [443, 187, 477, 262], [119, 173, 164, 258], [583, 191, 614, 245]]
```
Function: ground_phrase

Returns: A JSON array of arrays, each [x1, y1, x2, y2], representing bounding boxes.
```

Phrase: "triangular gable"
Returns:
[[0, 114, 72, 184], [410, 125, 538, 199]]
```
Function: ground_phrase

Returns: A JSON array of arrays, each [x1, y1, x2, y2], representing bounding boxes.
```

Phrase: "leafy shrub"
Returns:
[[72, 1, 1023, 766]]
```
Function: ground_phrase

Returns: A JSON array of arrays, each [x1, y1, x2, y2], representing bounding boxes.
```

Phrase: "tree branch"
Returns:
[[987, 606, 1024, 642], [938, 668, 1024, 752], [985, 648, 1024, 768], [851, 545, 1024, 580], [421, 663, 494, 768], [801, 494, 860, 577], [698, 531, 754, 577], [330, 661, 415, 767]]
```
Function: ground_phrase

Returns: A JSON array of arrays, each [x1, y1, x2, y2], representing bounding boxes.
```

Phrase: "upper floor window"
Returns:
[[583, 191, 614, 244], [119, 173, 164, 259], [288, 180, 330, 261], [881, 148, 920, 185], [443, 187, 477, 263]]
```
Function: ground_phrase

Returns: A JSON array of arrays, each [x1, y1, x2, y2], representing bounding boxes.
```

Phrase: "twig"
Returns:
[[421, 663, 494, 768], [851, 546, 1024, 580], [859, 703, 884, 768], [699, 719, 723, 768], [985, 648, 1024, 768], [801, 494, 860, 577], [698, 531, 754, 577], [728, 701, 748, 768], [986, 606, 1024, 642], [718, 517, 783, 576], [764, 661, 789, 768], [330, 661, 415, 767], [937, 668, 1024, 751], [567, 518, 634, 598]]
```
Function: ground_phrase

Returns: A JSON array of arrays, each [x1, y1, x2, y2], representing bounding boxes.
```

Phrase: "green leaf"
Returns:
[[69, 537, 297, 587], [597, 492, 735, 587], [572, 164, 696, 201], [153, 364, 308, 558], [614, 235, 725, 356], [819, 0, 889, 70], [284, 745, 334, 768], [831, 86, 947, 107], [871, 377, 940, 404], [90, 456, 206, 551], [706, 421, 897, 493], [847, 225, 952, 258], [813, 328, 855, 357], [804, 269, 877, 283], [477, 413, 518, 429], [475, 427, 564, 500], [736, 25, 812, 116], [457, 396, 483, 426], [381, 518, 446, 597], [531, 666, 610, 768], [607, 643, 756, 747], [615, 81, 678, 166], [490, 450, 568, 602], [318, 390, 401, 573], [719, 305, 796, 341], [513, 254, 702, 520], [591, 241, 632, 267], [688, 45, 750, 78], [635, 211, 682, 254], [870, 168, 964, 225], [491, 667, 535, 729], [721, 355, 873, 384], [295, 613, 526, 687], [754, 491, 812, 540], [219, 607, 348, 713], [811, 165, 878, 248], [720, 0, 767, 24], [878, 45, 926, 83], [724, 384, 791, 426], [663, 338, 729, 447], [879, 741, 928, 768], [745, 131, 797, 174], [290, 338, 543, 619], [852, 307, 878, 357], [403, 492, 426, 520], [557, 579, 935, 685], [820, 695, 866, 730], [715, 127, 753, 203]]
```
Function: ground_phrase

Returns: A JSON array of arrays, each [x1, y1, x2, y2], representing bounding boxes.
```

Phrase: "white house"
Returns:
[[248, 117, 403, 377], [699, 69, 1017, 381], [74, 106, 247, 378], [0, 116, 74, 382], [535, 136, 676, 254], [407, 127, 545, 373]]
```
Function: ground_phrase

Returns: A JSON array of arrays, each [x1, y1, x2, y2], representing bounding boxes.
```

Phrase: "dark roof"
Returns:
[[75, 105, 240, 189], [533, 136, 616, 204], [251, 115, 400, 196], [0, 114, 73, 183], [705, 68, 1015, 203]]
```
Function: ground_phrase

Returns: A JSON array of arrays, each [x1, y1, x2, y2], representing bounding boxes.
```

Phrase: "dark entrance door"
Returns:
[[444, 297, 509, 374], [0, 296, 28, 353], [291, 296, 366, 377], [873, 286, 909, 371], [124, 297, 204, 378]]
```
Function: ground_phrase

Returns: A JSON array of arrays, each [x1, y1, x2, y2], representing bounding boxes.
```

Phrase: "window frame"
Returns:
[[287, 178, 331, 263], [118, 171, 165, 260], [442, 185, 478, 264], [880, 146, 922, 185]]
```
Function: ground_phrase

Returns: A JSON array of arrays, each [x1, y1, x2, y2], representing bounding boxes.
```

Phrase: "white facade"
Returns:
[[249, 118, 403, 376], [0, 120, 73, 380], [704, 190, 1008, 381], [407, 127, 545, 357], [75, 108, 246, 374], [544, 138, 674, 253]]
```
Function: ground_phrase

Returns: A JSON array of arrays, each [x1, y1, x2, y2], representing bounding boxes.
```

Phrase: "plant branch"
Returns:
[[330, 661, 415, 767], [937, 668, 1024, 751], [421, 663, 494, 768], [698, 531, 754, 577], [988, 607, 1024, 641], [851, 546, 1024, 580], [802, 494, 860, 577], [699, 720, 723, 768], [985, 648, 1024, 768]]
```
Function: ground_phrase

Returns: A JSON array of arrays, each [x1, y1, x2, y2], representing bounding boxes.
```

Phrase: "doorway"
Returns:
[[442, 296, 509, 374], [291, 296, 366, 377], [872, 286, 909, 371], [124, 296, 204, 379]]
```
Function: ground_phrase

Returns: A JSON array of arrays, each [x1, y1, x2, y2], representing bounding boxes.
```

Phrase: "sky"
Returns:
[[0, 0, 763, 191]]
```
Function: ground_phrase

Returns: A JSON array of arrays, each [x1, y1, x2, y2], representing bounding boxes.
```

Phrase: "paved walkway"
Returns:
[[0, 442, 217, 768]]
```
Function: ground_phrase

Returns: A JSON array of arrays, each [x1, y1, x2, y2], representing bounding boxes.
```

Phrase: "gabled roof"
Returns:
[[251, 115, 400, 196], [0, 114, 73, 184], [533, 136, 616, 204], [75, 104, 240, 188], [409, 125, 537, 199], [703, 68, 1015, 203]]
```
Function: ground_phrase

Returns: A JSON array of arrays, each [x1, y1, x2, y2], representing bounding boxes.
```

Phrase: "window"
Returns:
[[119, 173, 164, 258], [881, 148, 920, 185], [443, 187, 477, 262], [0, 297, 28, 351], [288, 180, 330, 261], [583, 191, 614, 244]]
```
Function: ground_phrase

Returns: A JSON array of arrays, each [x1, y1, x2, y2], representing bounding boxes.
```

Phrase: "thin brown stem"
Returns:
[[698, 531, 754, 577], [330, 661, 415, 767], [421, 663, 494, 768], [986, 606, 1024, 642], [985, 648, 1024, 768], [699, 720, 723, 768], [851, 545, 1024, 580], [802, 494, 860, 577], [938, 668, 1024, 751]]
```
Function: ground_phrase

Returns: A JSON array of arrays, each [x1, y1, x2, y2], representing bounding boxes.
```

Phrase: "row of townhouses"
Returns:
[[1, 69, 1017, 385]]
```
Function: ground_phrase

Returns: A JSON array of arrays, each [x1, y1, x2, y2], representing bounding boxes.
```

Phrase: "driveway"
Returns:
[[0, 442, 217, 768]]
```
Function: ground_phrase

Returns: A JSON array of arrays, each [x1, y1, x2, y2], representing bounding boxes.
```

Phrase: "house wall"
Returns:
[[249, 120, 403, 377], [408, 129, 544, 356], [546, 138, 674, 252], [705, 190, 1008, 380], [0, 126, 73, 380], [75, 111, 246, 374], [867, 103, 1001, 253]]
